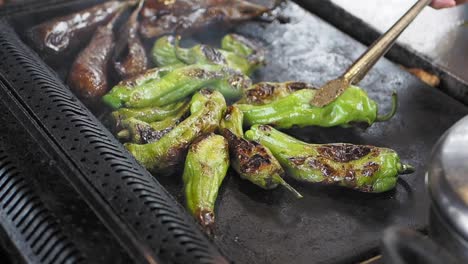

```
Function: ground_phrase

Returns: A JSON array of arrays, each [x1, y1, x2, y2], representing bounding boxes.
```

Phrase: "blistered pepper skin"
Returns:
[[139, 0, 272, 38], [103, 64, 250, 109], [114, 0, 148, 79], [151, 35, 182, 67], [237, 86, 396, 129], [245, 125, 414, 193], [125, 90, 226, 173], [116, 102, 191, 144], [220, 106, 302, 198], [238, 81, 316, 105], [67, 9, 126, 103], [111, 100, 189, 123], [183, 134, 229, 231], [27, 1, 129, 60], [116, 65, 184, 89], [151, 34, 265, 75]]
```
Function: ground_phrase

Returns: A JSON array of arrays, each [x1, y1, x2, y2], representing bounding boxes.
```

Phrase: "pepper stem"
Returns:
[[274, 174, 303, 198], [376, 91, 398, 122], [399, 164, 415, 174]]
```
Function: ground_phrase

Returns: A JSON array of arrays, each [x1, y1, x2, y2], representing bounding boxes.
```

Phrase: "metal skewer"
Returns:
[[311, 0, 432, 107]]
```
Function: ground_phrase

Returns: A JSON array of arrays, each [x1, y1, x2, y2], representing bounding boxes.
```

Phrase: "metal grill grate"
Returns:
[[0, 20, 225, 264], [0, 149, 83, 264]]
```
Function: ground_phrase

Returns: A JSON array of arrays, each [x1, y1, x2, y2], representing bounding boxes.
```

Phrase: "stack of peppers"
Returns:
[[102, 34, 414, 232]]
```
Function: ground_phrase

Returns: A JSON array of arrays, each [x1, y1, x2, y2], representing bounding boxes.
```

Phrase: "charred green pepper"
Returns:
[[183, 133, 229, 231], [151, 35, 182, 66], [116, 102, 191, 144], [245, 125, 414, 193], [103, 64, 250, 109], [236, 85, 397, 129], [125, 90, 226, 173], [151, 34, 265, 75], [220, 106, 302, 198], [115, 65, 183, 90], [238, 81, 316, 105], [111, 100, 189, 123]]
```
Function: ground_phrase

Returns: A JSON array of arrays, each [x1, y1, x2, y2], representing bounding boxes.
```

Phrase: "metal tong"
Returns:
[[311, 0, 432, 107]]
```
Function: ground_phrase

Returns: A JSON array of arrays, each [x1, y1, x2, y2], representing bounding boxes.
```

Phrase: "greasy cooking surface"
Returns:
[[9, 1, 468, 263], [156, 3, 467, 263]]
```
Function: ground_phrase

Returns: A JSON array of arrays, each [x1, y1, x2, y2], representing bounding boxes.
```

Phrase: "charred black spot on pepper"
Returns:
[[258, 125, 272, 132], [200, 89, 213, 96], [344, 170, 356, 184], [287, 82, 309, 91], [308, 159, 336, 177], [228, 74, 251, 89], [289, 157, 306, 166], [361, 162, 380, 177], [244, 154, 270, 173], [318, 144, 372, 163], [201, 45, 227, 65], [188, 68, 209, 79], [246, 83, 274, 103], [224, 106, 234, 121]]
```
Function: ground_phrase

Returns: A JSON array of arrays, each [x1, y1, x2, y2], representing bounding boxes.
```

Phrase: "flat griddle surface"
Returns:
[[157, 2, 468, 263], [9, 1, 468, 263]]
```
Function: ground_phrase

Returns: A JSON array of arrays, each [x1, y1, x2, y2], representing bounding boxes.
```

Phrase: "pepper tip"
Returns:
[[400, 164, 415, 174], [196, 209, 216, 235]]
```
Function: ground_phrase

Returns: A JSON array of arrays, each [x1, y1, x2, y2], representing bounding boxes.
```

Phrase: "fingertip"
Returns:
[[431, 0, 456, 9]]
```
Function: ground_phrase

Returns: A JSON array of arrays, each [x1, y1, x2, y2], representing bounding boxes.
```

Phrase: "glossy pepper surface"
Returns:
[[114, 0, 148, 79], [103, 64, 250, 109], [116, 102, 191, 144], [183, 133, 229, 231], [236, 85, 397, 129], [28, 1, 130, 60], [220, 106, 302, 198], [139, 0, 272, 38], [67, 8, 126, 103], [125, 90, 226, 173], [111, 100, 189, 123], [245, 125, 414, 193], [151, 34, 265, 75], [238, 81, 316, 105], [115, 65, 184, 90]]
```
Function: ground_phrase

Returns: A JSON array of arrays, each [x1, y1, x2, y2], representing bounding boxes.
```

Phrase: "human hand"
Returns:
[[431, 0, 468, 9]]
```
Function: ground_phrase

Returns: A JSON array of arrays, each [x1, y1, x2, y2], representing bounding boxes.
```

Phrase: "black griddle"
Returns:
[[1, 1, 467, 264]]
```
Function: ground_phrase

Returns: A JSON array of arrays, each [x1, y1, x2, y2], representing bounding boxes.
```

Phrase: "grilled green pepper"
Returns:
[[103, 64, 250, 109], [151, 34, 265, 75], [116, 102, 191, 143], [151, 35, 182, 66], [245, 125, 414, 193], [238, 81, 316, 105], [183, 133, 229, 231], [111, 100, 189, 123], [236, 85, 397, 129], [220, 106, 302, 198], [125, 90, 226, 173], [221, 34, 259, 57], [115, 64, 183, 90]]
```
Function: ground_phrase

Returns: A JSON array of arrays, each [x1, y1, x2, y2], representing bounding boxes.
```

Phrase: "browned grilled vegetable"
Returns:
[[27, 1, 130, 60], [139, 0, 274, 38], [238, 81, 316, 105], [67, 8, 126, 103], [114, 0, 148, 79], [220, 106, 302, 198]]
